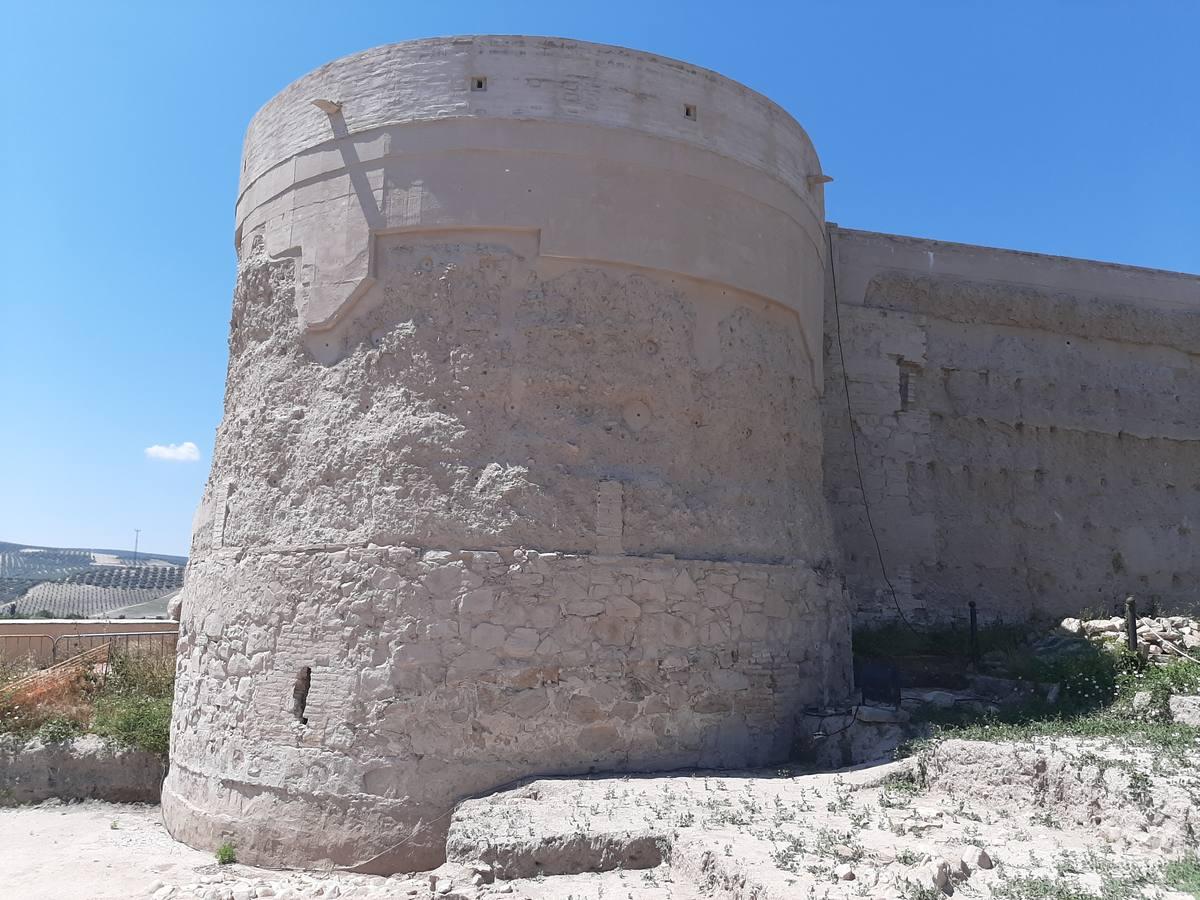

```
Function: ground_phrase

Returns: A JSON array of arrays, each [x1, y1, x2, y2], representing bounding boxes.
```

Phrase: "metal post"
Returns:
[[1125, 596, 1138, 653], [968, 600, 979, 665]]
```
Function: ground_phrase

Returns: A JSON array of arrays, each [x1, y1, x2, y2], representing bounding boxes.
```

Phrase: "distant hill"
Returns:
[[0, 541, 186, 567], [0, 541, 187, 619]]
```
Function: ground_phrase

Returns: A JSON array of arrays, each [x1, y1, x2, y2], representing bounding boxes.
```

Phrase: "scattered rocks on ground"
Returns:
[[7, 735, 1199, 899], [1080, 612, 1200, 658], [1169, 694, 1200, 727]]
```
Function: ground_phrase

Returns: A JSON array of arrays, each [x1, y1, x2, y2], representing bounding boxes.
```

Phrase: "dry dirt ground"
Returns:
[[1, 800, 210, 900], [3, 737, 1198, 900]]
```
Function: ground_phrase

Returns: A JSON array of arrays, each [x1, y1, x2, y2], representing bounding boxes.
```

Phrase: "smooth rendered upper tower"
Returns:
[[163, 36, 850, 872]]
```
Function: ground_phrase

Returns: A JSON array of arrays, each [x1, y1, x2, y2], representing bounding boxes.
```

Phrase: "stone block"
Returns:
[[1169, 695, 1200, 727]]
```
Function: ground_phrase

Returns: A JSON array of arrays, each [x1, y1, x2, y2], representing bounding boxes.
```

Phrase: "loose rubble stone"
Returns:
[[1083, 618, 1123, 636], [904, 860, 951, 893], [1060, 618, 1083, 635], [1069, 614, 1200, 669], [1169, 695, 1200, 727], [855, 704, 910, 724], [961, 846, 993, 871], [905, 690, 957, 709]]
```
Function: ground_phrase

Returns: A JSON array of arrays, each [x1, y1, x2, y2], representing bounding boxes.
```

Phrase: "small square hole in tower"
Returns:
[[471, 76, 487, 92], [684, 103, 697, 121]]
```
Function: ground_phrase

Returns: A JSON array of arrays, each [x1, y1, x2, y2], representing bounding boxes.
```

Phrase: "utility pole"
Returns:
[[133, 529, 141, 566]]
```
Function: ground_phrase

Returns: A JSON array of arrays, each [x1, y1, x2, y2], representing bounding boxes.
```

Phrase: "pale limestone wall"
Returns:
[[0, 734, 164, 804], [164, 37, 849, 873], [824, 226, 1200, 625], [192, 234, 831, 563], [232, 35, 828, 371], [168, 543, 848, 871]]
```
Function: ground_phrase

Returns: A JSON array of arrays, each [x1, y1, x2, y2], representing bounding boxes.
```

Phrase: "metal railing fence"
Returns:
[[0, 630, 177, 668]]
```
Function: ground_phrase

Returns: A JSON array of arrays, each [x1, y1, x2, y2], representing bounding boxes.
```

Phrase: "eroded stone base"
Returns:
[[0, 734, 164, 806], [163, 545, 851, 871]]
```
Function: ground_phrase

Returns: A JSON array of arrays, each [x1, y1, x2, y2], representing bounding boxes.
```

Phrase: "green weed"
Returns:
[[91, 652, 174, 756], [1164, 855, 1200, 898], [907, 638, 1200, 754], [1, 650, 174, 756], [37, 716, 82, 744]]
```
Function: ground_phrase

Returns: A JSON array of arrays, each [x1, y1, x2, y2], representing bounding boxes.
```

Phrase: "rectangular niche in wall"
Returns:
[[898, 359, 923, 413]]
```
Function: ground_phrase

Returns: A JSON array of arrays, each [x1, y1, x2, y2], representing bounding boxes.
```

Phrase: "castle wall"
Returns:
[[162, 34, 1200, 874], [824, 226, 1200, 625], [167, 542, 847, 872], [164, 37, 850, 873]]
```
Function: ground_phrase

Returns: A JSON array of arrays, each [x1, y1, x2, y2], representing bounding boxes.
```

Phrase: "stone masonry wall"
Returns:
[[165, 37, 848, 873], [824, 227, 1200, 625], [166, 205, 846, 872], [190, 233, 832, 566], [165, 542, 850, 872]]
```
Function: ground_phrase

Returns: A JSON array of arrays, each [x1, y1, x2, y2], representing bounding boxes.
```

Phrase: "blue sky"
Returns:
[[1, 2, 1196, 557]]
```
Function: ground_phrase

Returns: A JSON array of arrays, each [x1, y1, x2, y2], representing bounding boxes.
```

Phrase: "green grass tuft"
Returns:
[[1165, 855, 1200, 898], [906, 637, 1200, 753], [36, 716, 83, 744], [1, 650, 175, 756], [90, 651, 175, 756], [92, 694, 172, 756]]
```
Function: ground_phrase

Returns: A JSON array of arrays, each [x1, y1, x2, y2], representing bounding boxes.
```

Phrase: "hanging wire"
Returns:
[[827, 229, 919, 637]]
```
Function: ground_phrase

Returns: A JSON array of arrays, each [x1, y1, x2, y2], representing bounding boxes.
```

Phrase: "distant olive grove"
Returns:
[[0, 543, 185, 618]]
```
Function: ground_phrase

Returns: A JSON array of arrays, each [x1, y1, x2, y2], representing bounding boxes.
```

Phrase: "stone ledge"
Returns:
[[0, 734, 164, 806]]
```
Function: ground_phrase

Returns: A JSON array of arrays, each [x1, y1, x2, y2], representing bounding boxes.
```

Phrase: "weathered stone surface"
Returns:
[[925, 738, 1199, 853], [7, 737, 1194, 900], [826, 228, 1200, 625], [0, 735, 164, 805], [163, 36, 850, 874], [961, 846, 993, 871], [152, 28, 1200, 881], [855, 704, 910, 724], [1169, 694, 1200, 727]]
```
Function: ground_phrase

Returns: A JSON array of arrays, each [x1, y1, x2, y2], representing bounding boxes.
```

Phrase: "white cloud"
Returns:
[[145, 441, 201, 463]]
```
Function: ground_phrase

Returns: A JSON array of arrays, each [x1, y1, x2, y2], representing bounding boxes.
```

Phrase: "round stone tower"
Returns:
[[163, 35, 850, 872]]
